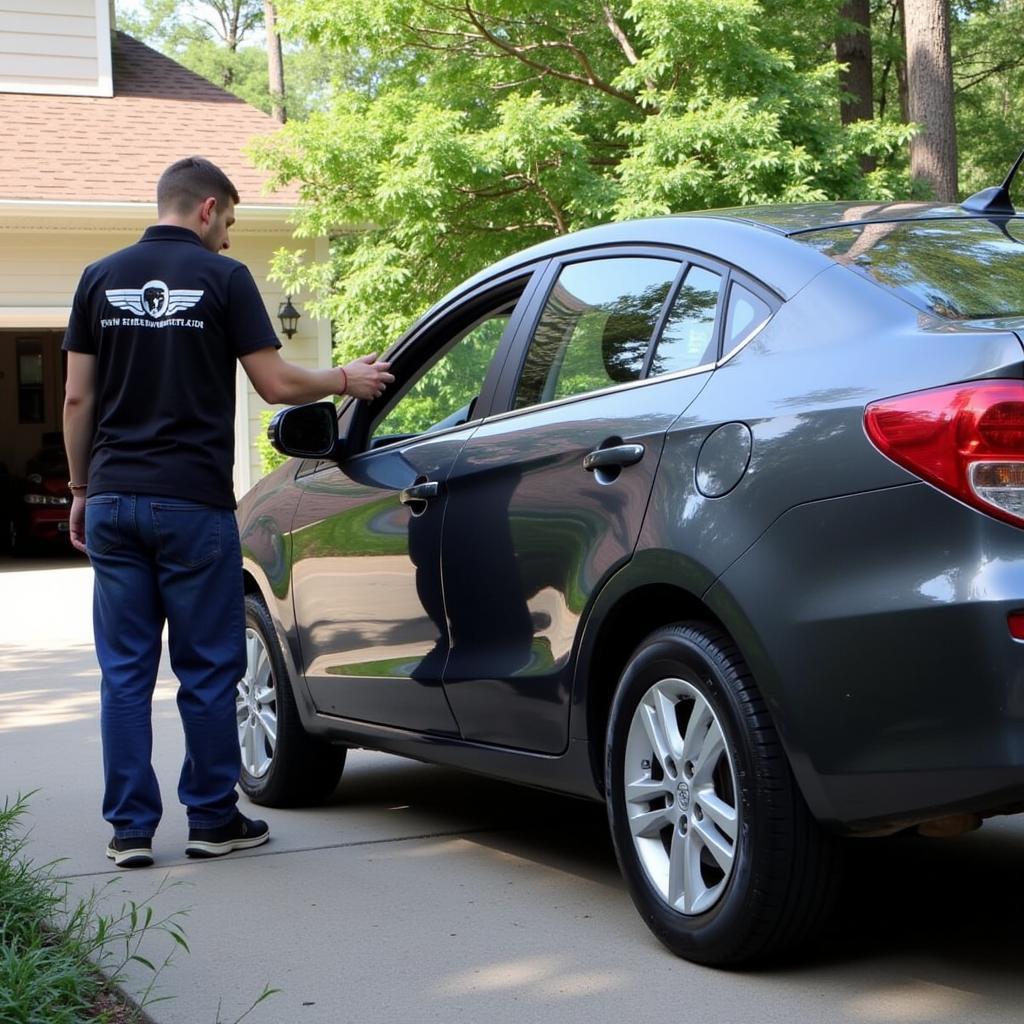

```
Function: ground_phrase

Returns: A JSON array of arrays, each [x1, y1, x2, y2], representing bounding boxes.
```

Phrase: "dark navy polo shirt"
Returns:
[[63, 225, 281, 509]]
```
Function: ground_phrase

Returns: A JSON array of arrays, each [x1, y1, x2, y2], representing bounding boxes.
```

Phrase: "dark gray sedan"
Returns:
[[237, 198, 1024, 965]]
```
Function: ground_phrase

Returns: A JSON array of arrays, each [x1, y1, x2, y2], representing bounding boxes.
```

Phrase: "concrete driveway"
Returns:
[[2, 554, 1024, 1024]]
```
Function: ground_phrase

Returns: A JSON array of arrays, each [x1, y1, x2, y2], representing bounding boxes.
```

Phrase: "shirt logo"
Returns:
[[105, 280, 204, 320]]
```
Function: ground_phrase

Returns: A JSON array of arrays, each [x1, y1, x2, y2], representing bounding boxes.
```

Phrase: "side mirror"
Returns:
[[267, 402, 339, 459]]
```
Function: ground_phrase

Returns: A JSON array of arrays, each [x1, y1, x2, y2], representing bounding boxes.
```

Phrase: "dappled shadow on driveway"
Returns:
[[325, 752, 1024, 982], [5, 638, 1024, 1002]]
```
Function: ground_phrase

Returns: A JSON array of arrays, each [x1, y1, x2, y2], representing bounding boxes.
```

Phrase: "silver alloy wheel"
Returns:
[[623, 677, 739, 915], [236, 627, 278, 779]]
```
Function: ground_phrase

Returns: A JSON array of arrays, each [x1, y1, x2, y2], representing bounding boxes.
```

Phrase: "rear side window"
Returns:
[[799, 219, 1024, 320], [514, 257, 679, 409], [723, 282, 772, 352], [650, 265, 722, 375]]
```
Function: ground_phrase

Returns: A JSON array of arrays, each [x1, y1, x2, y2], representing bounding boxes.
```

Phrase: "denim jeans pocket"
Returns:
[[85, 495, 120, 556], [152, 502, 222, 569]]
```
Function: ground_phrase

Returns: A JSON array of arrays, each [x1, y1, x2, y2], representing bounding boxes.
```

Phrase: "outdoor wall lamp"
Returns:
[[277, 295, 301, 339]]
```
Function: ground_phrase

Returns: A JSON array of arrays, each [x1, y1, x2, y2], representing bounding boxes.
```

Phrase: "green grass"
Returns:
[[0, 795, 126, 1023], [0, 794, 184, 1024], [0, 794, 280, 1024]]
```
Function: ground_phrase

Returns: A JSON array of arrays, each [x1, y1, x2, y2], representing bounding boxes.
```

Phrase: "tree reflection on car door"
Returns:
[[288, 281, 536, 733]]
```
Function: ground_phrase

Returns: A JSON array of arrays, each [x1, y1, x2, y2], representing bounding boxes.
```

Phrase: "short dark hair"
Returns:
[[157, 157, 240, 215]]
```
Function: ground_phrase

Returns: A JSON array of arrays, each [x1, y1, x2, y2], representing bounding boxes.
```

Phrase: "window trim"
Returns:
[[294, 246, 783, 472], [501, 246, 689, 413], [367, 300, 518, 449], [718, 276, 778, 364], [324, 264, 547, 469], [484, 252, 780, 425], [642, 258, 728, 379]]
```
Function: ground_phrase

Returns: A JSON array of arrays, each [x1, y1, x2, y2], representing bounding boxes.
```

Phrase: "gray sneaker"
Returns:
[[185, 812, 269, 858]]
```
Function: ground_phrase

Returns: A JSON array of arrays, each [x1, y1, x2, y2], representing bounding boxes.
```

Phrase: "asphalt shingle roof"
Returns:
[[0, 32, 298, 206]]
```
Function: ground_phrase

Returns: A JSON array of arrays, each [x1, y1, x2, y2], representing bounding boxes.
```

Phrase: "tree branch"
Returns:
[[453, 182, 533, 199], [955, 57, 1024, 93], [529, 164, 568, 234], [461, 2, 650, 113], [602, 4, 656, 91], [491, 73, 549, 91]]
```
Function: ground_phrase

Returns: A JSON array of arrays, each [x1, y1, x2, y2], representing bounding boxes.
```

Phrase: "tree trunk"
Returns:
[[903, 0, 958, 200], [896, 0, 909, 125], [836, 0, 875, 172], [264, 0, 286, 123]]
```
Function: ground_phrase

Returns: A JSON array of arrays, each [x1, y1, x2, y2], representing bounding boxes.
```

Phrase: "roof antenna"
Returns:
[[962, 148, 1024, 214]]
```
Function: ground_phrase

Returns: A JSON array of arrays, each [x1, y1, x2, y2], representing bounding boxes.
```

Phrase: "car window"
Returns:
[[649, 265, 722, 375], [514, 257, 680, 409], [370, 309, 510, 447], [797, 218, 1024, 320], [722, 282, 772, 353]]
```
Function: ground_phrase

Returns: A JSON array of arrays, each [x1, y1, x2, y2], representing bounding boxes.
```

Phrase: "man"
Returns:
[[63, 156, 394, 868]]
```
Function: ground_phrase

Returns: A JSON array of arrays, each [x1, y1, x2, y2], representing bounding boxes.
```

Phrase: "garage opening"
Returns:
[[0, 329, 71, 554]]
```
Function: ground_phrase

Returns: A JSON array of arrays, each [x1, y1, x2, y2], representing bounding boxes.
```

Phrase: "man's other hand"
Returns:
[[69, 496, 87, 554]]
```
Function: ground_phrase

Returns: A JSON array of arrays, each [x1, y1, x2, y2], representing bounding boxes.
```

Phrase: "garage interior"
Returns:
[[0, 329, 66, 478]]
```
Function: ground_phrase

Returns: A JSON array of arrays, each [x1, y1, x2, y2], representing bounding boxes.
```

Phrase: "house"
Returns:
[[0, 0, 329, 497]]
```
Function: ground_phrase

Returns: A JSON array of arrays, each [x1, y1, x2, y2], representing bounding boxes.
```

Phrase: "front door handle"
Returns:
[[400, 480, 440, 506], [583, 443, 645, 472]]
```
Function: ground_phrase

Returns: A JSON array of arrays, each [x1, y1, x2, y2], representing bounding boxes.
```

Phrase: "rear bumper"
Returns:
[[27, 509, 71, 542], [708, 482, 1024, 832]]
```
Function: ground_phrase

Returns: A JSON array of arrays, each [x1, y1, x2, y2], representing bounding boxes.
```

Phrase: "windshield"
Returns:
[[796, 218, 1024, 320]]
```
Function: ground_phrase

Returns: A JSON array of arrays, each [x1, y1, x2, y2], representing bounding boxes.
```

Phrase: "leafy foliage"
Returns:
[[115, 0, 342, 117], [953, 0, 1024, 195], [121, 0, 1024, 447], [253, 0, 914, 362], [257, 410, 288, 475]]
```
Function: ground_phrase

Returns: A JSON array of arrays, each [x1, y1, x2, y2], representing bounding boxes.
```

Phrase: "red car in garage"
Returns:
[[2, 436, 73, 555]]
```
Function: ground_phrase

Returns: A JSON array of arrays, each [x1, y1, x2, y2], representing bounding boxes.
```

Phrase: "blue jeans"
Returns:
[[86, 494, 244, 839]]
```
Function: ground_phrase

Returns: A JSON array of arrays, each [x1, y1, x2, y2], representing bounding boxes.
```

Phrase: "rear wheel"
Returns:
[[606, 622, 838, 965], [238, 594, 346, 807]]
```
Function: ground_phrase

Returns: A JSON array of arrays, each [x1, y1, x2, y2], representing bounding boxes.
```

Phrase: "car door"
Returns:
[[439, 249, 729, 753], [289, 269, 543, 733]]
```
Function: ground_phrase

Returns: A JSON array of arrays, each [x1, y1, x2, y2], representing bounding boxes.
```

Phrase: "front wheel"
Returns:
[[238, 593, 347, 807], [606, 623, 838, 965]]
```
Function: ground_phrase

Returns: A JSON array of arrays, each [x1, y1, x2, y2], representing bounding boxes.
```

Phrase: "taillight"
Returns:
[[864, 381, 1024, 528]]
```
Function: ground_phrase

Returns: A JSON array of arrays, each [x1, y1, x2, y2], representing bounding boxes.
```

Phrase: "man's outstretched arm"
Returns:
[[240, 348, 394, 406]]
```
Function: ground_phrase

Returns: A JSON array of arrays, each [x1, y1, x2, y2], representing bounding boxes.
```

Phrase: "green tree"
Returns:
[[252, 0, 913, 362], [117, 0, 272, 108], [116, 0, 337, 117], [953, 0, 1024, 195]]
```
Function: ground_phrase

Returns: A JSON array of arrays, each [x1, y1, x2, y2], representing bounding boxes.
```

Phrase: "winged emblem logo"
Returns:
[[105, 280, 204, 320]]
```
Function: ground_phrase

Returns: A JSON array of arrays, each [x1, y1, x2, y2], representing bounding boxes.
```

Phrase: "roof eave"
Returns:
[[0, 198, 300, 227]]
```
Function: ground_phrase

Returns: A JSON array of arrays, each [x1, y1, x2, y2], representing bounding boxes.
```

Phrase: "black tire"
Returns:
[[606, 622, 839, 966], [239, 593, 347, 807]]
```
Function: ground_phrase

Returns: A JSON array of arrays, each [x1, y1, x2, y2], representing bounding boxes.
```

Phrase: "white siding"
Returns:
[[0, 223, 326, 499], [229, 234, 323, 492], [0, 0, 111, 97]]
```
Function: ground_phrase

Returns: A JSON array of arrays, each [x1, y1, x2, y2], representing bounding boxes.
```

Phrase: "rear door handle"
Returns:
[[400, 480, 440, 506], [583, 443, 646, 472]]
